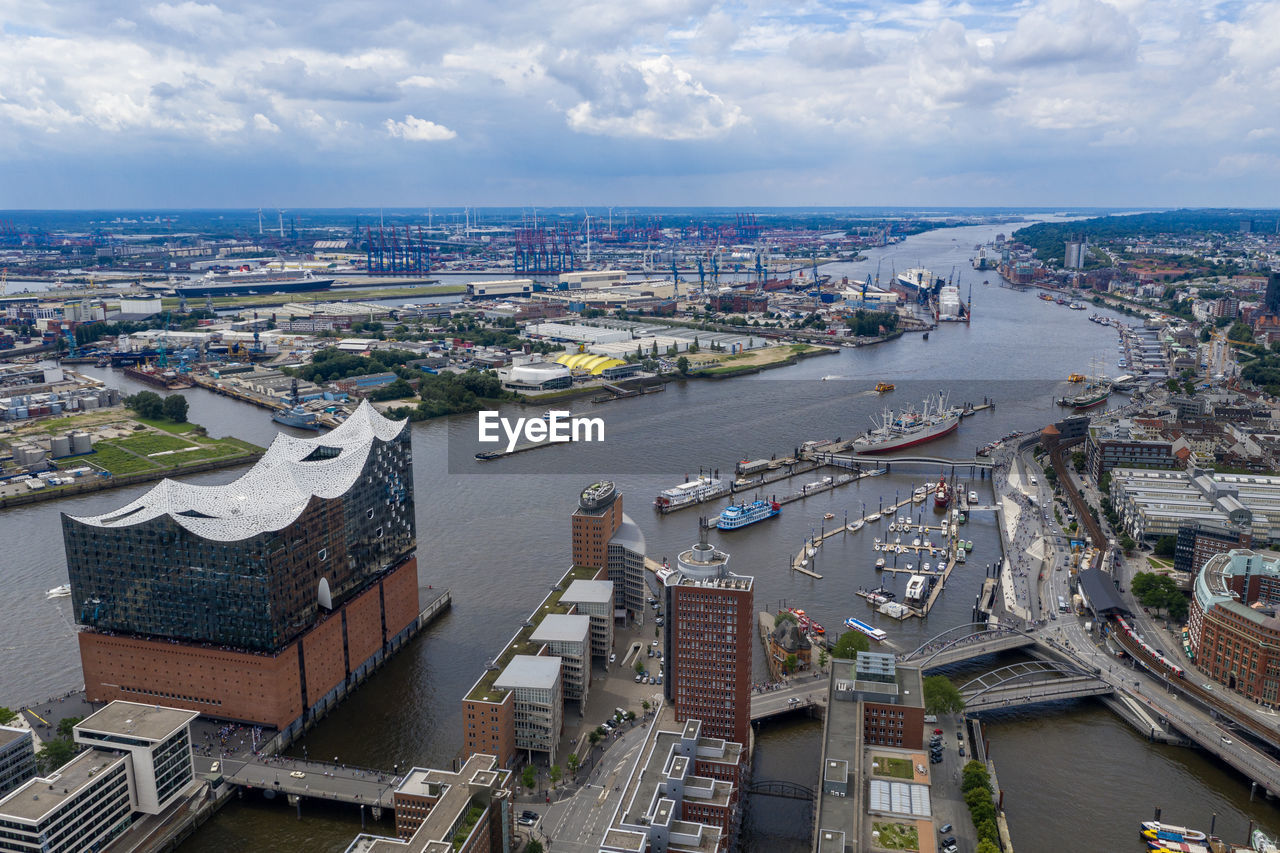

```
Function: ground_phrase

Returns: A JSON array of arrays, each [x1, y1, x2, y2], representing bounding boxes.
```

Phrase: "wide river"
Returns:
[[2, 219, 1276, 851]]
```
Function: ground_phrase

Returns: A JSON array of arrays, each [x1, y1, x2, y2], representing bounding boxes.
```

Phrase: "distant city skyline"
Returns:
[[1, 0, 1277, 208]]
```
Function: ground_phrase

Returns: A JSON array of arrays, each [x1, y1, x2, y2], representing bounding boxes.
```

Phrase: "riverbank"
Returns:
[[690, 342, 838, 378]]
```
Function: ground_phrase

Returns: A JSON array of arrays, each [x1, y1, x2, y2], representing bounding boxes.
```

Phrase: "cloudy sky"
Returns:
[[1, 0, 1277, 208]]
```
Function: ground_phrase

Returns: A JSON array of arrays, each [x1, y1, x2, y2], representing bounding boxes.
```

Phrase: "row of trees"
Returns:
[[125, 391, 189, 423], [961, 760, 1004, 853]]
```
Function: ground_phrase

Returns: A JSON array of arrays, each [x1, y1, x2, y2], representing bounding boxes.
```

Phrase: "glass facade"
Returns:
[[62, 424, 415, 652]]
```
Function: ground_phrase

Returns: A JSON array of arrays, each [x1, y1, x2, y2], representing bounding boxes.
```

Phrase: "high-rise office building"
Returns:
[[61, 401, 419, 733], [572, 481, 648, 621], [661, 525, 753, 746]]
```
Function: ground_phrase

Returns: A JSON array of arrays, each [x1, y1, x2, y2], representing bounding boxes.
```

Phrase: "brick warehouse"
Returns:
[[62, 401, 420, 735]]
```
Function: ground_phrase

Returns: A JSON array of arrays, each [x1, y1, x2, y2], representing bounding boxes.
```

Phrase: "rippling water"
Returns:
[[3, 220, 1274, 850]]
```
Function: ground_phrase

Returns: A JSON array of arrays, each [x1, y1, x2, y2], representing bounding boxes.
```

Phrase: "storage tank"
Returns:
[[51, 435, 72, 457], [81, 397, 98, 410], [70, 432, 93, 454], [14, 445, 46, 466], [49, 402, 62, 415]]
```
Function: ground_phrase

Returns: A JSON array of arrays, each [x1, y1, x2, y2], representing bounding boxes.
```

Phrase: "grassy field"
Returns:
[[132, 416, 198, 434], [872, 822, 919, 851], [872, 756, 916, 780], [115, 433, 196, 455], [85, 443, 162, 475]]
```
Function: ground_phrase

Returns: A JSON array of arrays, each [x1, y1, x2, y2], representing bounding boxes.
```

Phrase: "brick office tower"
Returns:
[[662, 523, 753, 746], [572, 481, 648, 621], [62, 401, 418, 736]]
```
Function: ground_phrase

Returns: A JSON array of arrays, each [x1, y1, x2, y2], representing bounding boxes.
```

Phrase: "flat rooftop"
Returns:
[[530, 613, 591, 645], [0, 726, 31, 750], [78, 701, 198, 743], [0, 749, 127, 823], [495, 655, 563, 691], [562, 579, 614, 605]]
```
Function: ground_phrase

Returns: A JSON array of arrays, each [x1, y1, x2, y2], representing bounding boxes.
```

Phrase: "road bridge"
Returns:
[[750, 682, 827, 721], [207, 755, 398, 811], [959, 661, 1112, 712]]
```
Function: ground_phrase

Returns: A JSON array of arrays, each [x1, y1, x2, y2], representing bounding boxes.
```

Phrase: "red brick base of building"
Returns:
[[79, 555, 421, 731]]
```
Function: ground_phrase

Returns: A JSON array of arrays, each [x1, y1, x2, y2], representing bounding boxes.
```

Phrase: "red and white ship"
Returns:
[[852, 391, 960, 454], [934, 472, 951, 508]]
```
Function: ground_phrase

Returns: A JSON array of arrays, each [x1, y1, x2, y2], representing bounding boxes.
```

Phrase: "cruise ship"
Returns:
[[852, 391, 960, 454], [716, 499, 781, 530], [654, 475, 727, 510], [175, 269, 336, 298]]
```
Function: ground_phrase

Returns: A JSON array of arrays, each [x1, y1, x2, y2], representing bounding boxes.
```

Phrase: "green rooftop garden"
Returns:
[[872, 822, 919, 851], [465, 565, 603, 703], [871, 756, 915, 780]]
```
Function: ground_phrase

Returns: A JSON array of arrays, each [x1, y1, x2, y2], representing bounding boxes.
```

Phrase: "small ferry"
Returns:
[[968, 490, 979, 504], [716, 499, 781, 530], [844, 617, 888, 642], [1140, 822, 1207, 844], [875, 382, 895, 393], [824, 512, 835, 520], [46, 584, 71, 598]]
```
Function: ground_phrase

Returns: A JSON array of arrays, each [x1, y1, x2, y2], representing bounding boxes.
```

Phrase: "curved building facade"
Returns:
[[62, 402, 422, 732], [1190, 549, 1280, 706]]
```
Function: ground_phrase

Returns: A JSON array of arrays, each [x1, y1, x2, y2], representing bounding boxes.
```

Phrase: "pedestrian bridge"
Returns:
[[824, 453, 994, 470], [959, 661, 1112, 713], [750, 683, 826, 721], [900, 623, 1039, 670]]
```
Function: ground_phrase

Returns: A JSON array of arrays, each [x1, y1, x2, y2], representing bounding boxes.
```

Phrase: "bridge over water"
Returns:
[[959, 660, 1112, 712]]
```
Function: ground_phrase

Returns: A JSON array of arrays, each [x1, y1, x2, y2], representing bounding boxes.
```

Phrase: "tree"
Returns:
[[521, 764, 536, 791], [676, 355, 690, 375], [549, 764, 562, 788], [641, 700, 651, 713], [161, 394, 189, 423], [36, 737, 77, 774], [0, 707, 15, 726], [625, 710, 636, 721], [57, 716, 83, 738], [775, 610, 799, 625], [1153, 536, 1176, 557], [1227, 322, 1254, 343], [588, 730, 601, 748], [124, 390, 165, 420], [818, 649, 829, 669], [961, 760, 991, 793], [1166, 378, 1181, 393], [1119, 534, 1136, 553], [635, 658, 645, 675], [923, 675, 965, 714], [566, 753, 580, 778], [977, 839, 1002, 853], [832, 630, 870, 659], [1071, 451, 1086, 474], [526, 842, 544, 853], [786, 653, 799, 673]]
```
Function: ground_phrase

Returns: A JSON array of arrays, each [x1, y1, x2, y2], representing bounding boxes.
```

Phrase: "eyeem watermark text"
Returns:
[[478, 411, 605, 452]]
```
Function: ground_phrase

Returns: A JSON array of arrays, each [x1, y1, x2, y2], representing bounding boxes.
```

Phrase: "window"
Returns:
[[319, 548, 328, 562]]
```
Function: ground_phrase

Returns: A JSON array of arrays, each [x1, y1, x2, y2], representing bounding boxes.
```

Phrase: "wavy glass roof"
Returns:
[[68, 400, 407, 541]]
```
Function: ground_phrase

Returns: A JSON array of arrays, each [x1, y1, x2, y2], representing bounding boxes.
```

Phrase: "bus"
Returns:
[[1058, 595, 1069, 613]]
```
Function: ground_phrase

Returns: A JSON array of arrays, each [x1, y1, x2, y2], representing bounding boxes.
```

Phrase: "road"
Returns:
[[750, 676, 828, 720], [539, 722, 652, 853]]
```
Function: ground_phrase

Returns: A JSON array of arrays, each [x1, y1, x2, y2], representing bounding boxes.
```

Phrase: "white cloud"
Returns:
[[555, 54, 743, 140], [148, 1, 225, 36], [253, 113, 279, 132], [384, 114, 456, 141], [1000, 0, 1137, 67]]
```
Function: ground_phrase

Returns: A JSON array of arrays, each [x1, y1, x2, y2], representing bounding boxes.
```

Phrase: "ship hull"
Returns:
[[853, 417, 959, 454], [175, 278, 336, 298]]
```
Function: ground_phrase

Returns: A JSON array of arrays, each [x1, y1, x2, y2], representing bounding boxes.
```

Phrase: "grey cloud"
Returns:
[[252, 57, 403, 102]]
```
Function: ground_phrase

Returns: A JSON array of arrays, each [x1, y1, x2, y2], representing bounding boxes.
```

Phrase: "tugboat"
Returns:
[[934, 472, 952, 509]]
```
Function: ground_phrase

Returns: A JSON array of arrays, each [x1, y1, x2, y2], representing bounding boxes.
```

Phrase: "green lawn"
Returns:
[[872, 822, 919, 851], [872, 756, 916, 780], [86, 443, 163, 475], [115, 433, 196, 455]]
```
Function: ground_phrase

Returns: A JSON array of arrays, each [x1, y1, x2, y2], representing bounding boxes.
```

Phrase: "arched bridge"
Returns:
[[747, 780, 815, 800], [959, 660, 1112, 712], [899, 623, 1038, 670]]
